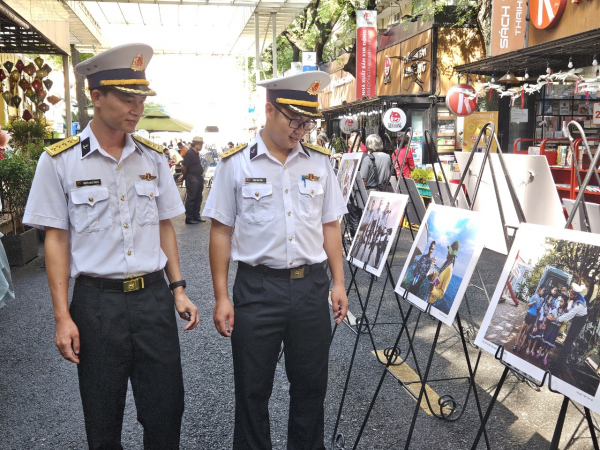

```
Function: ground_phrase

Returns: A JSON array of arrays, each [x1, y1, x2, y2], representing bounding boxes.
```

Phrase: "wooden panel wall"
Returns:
[[437, 28, 485, 96]]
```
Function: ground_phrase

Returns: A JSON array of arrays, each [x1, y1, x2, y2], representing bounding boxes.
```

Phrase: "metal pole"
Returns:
[[254, 13, 261, 83], [271, 12, 277, 78], [63, 54, 72, 137]]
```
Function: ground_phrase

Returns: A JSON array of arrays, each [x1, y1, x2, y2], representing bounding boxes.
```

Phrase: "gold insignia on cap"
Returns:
[[131, 55, 145, 72], [307, 81, 321, 95]]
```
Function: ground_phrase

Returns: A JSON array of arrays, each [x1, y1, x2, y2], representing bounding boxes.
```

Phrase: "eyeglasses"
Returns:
[[273, 104, 317, 131]]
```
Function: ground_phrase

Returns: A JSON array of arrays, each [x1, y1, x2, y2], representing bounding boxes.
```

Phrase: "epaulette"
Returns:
[[45, 136, 80, 156], [132, 134, 163, 153], [221, 143, 247, 158], [302, 142, 331, 156]]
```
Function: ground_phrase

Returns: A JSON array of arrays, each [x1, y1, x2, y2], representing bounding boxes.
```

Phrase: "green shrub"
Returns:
[[410, 168, 434, 184], [0, 152, 37, 234]]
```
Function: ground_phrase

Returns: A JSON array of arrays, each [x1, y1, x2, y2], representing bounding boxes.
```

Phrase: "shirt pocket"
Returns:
[[69, 186, 112, 233], [297, 180, 324, 221], [134, 182, 160, 226], [241, 183, 275, 224]]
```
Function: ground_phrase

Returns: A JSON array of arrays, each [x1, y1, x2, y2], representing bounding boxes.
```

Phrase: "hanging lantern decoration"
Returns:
[[15, 59, 24, 74], [24, 63, 36, 77], [0, 70, 6, 82], [22, 110, 33, 121], [38, 102, 50, 113], [43, 79, 53, 91], [42, 63, 52, 75], [30, 93, 41, 104], [35, 69, 47, 80], [9, 77, 17, 90], [10, 70, 19, 82], [11, 96, 21, 108], [2, 91, 12, 104], [32, 79, 42, 92], [18, 78, 30, 91], [47, 95, 61, 105], [3, 61, 13, 73], [38, 90, 47, 102], [25, 87, 34, 99], [34, 57, 44, 69], [34, 110, 44, 121]]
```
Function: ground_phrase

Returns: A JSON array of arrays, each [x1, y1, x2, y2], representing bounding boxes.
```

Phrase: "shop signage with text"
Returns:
[[593, 103, 600, 126], [491, 0, 526, 56], [382, 108, 407, 132], [446, 84, 478, 117], [356, 10, 377, 99], [384, 56, 391, 85], [340, 116, 359, 134], [530, 0, 567, 29]]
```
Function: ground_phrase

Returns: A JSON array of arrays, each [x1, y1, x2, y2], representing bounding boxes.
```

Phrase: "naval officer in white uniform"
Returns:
[[204, 71, 348, 449], [23, 43, 198, 450]]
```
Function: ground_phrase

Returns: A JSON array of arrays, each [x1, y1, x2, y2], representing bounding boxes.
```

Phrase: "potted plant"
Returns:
[[0, 118, 50, 266], [410, 168, 434, 197]]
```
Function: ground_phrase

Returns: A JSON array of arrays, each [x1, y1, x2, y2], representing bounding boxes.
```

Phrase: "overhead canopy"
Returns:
[[455, 29, 600, 78], [77, 0, 312, 56], [136, 110, 194, 132]]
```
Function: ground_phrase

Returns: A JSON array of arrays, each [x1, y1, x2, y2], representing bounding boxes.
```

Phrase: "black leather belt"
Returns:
[[75, 270, 164, 292], [238, 262, 323, 280]]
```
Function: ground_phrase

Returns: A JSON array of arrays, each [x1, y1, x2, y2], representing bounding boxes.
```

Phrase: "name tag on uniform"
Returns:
[[76, 179, 101, 187], [245, 178, 267, 184]]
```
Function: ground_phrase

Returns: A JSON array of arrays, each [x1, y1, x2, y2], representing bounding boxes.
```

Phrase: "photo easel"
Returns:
[[470, 121, 600, 450], [332, 124, 503, 450]]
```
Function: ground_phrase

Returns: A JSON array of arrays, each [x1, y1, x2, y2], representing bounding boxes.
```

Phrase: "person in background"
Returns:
[[0, 130, 11, 158], [428, 241, 459, 305], [556, 283, 588, 362], [514, 285, 546, 352], [177, 141, 187, 158], [348, 133, 367, 153], [181, 136, 206, 224], [226, 141, 235, 149], [392, 134, 415, 178], [317, 133, 329, 148], [361, 134, 393, 192]]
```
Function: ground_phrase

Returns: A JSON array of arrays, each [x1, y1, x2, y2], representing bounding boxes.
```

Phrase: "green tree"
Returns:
[[71, 46, 94, 130]]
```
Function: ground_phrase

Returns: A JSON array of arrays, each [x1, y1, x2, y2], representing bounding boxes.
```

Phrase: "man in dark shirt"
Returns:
[[181, 136, 206, 224]]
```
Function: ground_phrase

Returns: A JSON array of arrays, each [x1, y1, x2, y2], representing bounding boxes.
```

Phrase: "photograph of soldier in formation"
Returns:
[[477, 224, 600, 412], [347, 192, 408, 277], [396, 204, 485, 326]]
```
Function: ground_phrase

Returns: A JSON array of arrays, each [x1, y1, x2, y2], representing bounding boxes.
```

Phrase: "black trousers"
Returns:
[[562, 314, 587, 360], [185, 175, 204, 220], [231, 263, 331, 450], [346, 203, 363, 237], [70, 277, 184, 450]]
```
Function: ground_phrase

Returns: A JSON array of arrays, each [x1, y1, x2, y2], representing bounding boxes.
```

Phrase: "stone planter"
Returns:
[[1, 227, 39, 266]]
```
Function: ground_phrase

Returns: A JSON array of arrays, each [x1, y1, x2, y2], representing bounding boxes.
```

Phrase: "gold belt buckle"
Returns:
[[290, 267, 305, 279], [123, 276, 145, 292]]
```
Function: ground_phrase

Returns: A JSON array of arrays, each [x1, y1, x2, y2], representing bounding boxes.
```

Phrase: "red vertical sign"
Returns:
[[356, 10, 377, 99]]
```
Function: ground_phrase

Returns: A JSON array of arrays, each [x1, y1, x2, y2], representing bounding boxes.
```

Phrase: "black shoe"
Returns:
[[185, 219, 199, 224], [196, 217, 207, 223]]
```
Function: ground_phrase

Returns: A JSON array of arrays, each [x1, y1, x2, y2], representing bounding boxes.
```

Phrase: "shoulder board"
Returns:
[[221, 143, 247, 159], [132, 134, 163, 153], [302, 142, 331, 156], [45, 136, 80, 156]]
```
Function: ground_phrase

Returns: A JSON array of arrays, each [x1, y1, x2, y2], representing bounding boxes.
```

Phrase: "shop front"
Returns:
[[320, 13, 484, 164], [454, 1, 600, 205]]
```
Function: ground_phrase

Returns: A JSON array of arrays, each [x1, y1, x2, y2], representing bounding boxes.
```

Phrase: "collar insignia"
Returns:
[[307, 81, 321, 95], [131, 55, 145, 72], [140, 173, 157, 181], [249, 144, 258, 161]]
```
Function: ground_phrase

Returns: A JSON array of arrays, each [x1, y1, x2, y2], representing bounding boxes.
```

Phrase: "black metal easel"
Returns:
[[470, 121, 600, 450]]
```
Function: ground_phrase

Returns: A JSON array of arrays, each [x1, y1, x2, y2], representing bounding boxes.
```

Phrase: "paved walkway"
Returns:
[[0, 208, 598, 449]]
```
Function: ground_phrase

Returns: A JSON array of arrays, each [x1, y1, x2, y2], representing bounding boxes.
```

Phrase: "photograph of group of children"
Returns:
[[476, 224, 600, 413], [395, 204, 486, 326], [347, 192, 408, 277]]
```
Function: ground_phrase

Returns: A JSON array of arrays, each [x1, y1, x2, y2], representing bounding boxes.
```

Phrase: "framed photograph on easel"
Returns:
[[476, 223, 600, 414], [347, 192, 409, 277], [337, 153, 363, 205], [395, 204, 486, 326]]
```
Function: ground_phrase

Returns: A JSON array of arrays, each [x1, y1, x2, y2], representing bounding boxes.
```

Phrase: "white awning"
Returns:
[[77, 0, 311, 55]]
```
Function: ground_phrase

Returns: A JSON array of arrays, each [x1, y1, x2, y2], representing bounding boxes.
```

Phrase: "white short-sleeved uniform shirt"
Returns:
[[23, 124, 185, 279], [203, 131, 347, 269]]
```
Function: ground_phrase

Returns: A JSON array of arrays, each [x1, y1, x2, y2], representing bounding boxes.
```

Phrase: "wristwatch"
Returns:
[[169, 279, 187, 291]]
